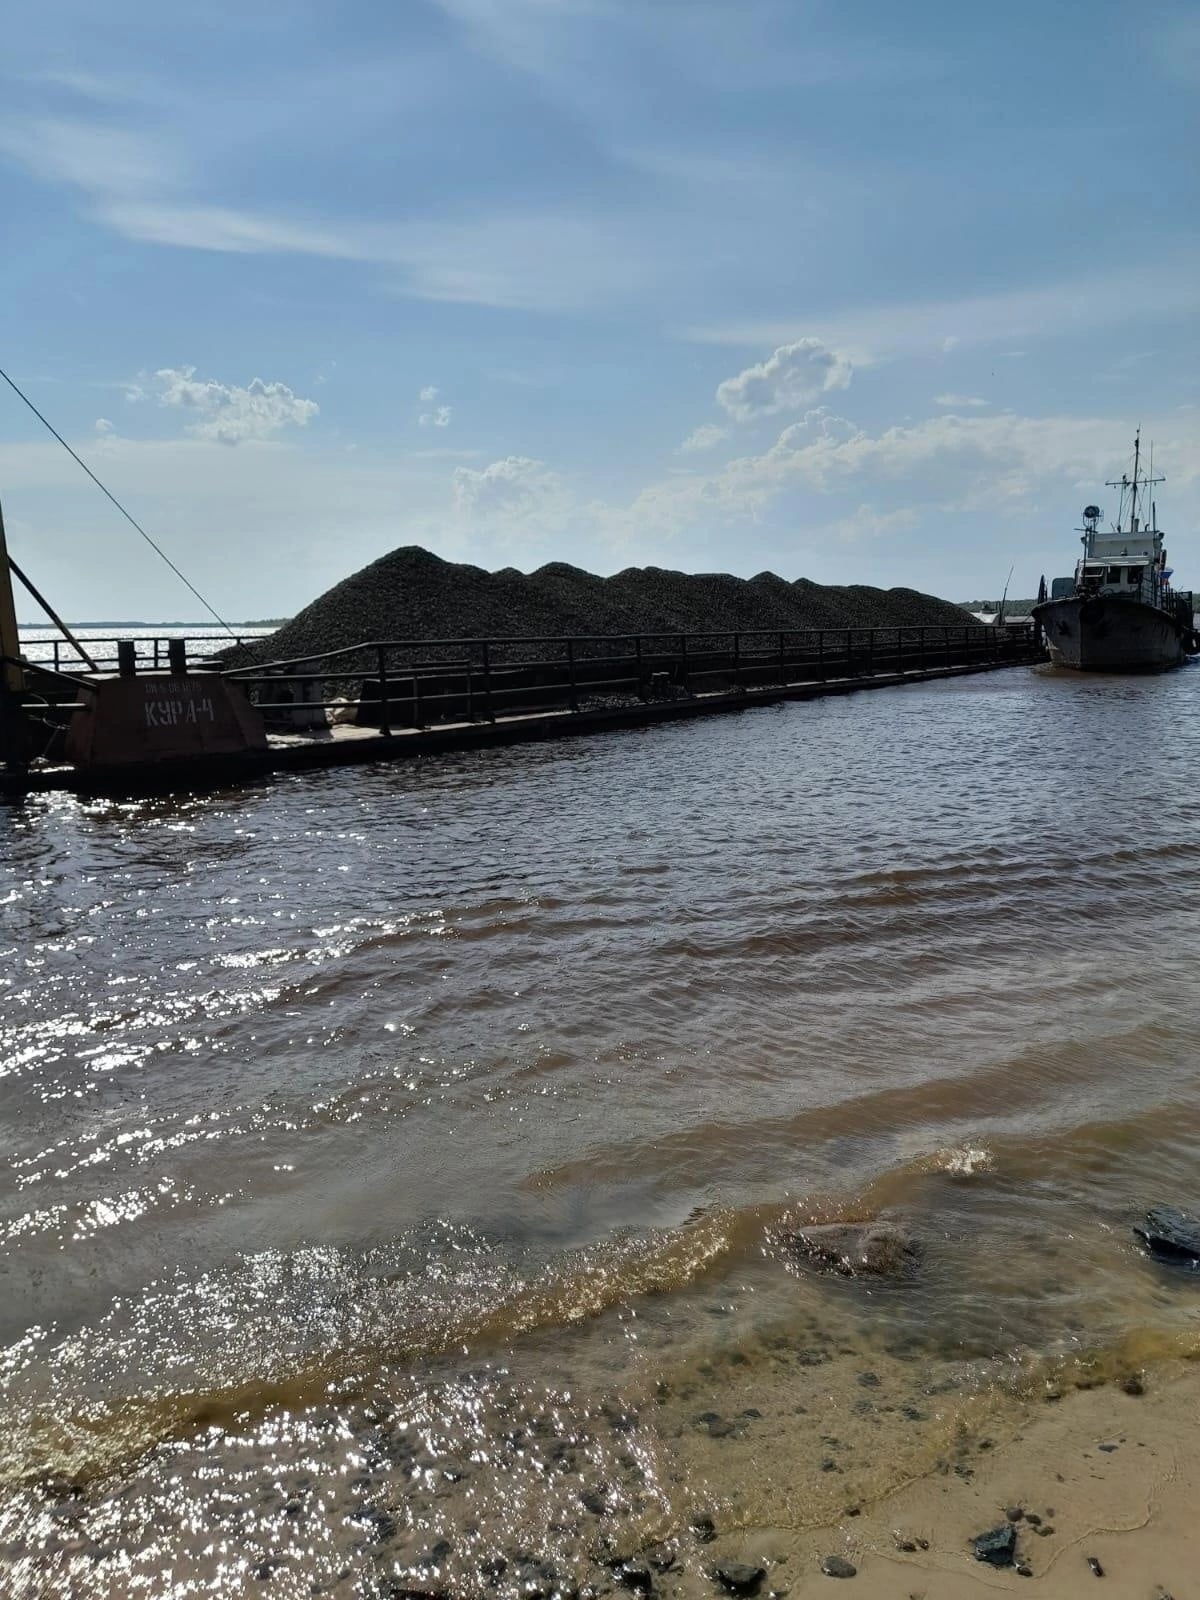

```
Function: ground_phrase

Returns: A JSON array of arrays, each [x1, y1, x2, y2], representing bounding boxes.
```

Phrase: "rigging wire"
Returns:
[[0, 364, 236, 638]]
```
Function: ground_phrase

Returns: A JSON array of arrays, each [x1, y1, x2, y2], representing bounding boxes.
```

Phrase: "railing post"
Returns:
[[778, 631, 786, 685], [413, 665, 423, 729], [732, 631, 741, 690], [153, 638, 160, 671], [635, 635, 646, 701], [482, 641, 495, 722], [168, 637, 187, 675], [919, 628, 926, 673], [944, 627, 952, 668], [818, 631, 825, 681], [53, 639, 60, 673], [566, 638, 578, 712], [867, 629, 875, 677], [117, 640, 137, 677], [377, 645, 391, 736]]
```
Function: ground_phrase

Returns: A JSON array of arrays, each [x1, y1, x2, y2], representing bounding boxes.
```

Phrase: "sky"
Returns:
[[1, 0, 1198, 622]]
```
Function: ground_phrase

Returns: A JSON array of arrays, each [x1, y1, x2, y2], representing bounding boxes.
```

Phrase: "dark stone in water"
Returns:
[[972, 1526, 1016, 1567], [1134, 1206, 1200, 1267], [819, 1555, 857, 1579], [1120, 1374, 1145, 1396], [784, 1221, 920, 1279], [644, 1544, 676, 1573], [715, 1563, 767, 1594], [1087, 1556, 1105, 1577], [691, 1515, 717, 1544], [615, 1562, 653, 1593]]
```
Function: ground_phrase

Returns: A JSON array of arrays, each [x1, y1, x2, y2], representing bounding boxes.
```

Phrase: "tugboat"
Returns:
[[1033, 432, 1197, 671]]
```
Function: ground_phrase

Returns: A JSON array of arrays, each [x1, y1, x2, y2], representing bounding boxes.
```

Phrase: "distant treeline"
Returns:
[[958, 597, 1038, 615]]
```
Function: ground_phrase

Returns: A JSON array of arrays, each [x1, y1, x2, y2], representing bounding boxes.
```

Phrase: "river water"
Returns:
[[3, 662, 1200, 1598]]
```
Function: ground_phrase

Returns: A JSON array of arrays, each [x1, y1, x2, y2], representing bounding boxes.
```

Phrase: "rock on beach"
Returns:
[[783, 1220, 921, 1279]]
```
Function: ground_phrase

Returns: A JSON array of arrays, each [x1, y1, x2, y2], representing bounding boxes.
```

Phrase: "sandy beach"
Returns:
[[698, 1363, 1197, 1599]]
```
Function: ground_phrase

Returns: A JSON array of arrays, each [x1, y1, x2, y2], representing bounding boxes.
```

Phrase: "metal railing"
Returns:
[[18, 632, 275, 676], [219, 624, 1037, 733]]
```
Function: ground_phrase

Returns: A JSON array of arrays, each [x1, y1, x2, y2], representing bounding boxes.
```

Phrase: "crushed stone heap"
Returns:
[[246, 547, 979, 664]]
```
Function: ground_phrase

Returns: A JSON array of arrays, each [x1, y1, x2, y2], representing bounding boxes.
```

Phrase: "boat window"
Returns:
[[1127, 567, 1143, 585], [1106, 566, 1123, 583]]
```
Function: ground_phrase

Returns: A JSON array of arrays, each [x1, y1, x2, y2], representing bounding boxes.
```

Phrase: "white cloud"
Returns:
[[419, 385, 440, 403], [615, 406, 1200, 545], [686, 257, 1200, 362], [154, 367, 319, 445], [678, 423, 729, 454], [0, 118, 173, 198], [716, 338, 851, 421], [827, 503, 919, 543], [935, 394, 988, 408], [419, 394, 453, 429], [0, 114, 656, 313], [94, 418, 114, 434], [453, 455, 566, 519]]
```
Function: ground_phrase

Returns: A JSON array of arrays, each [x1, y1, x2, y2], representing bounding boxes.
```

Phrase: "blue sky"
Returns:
[[2, 0, 1198, 620]]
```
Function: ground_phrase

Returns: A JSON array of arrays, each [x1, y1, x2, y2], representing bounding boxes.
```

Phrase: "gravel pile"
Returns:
[[240, 546, 979, 669]]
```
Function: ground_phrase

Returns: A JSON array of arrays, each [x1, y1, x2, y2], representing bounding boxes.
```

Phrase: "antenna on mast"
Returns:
[[1106, 428, 1161, 536]]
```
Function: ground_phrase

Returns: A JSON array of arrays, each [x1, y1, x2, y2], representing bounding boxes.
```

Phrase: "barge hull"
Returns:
[[1033, 595, 1187, 672]]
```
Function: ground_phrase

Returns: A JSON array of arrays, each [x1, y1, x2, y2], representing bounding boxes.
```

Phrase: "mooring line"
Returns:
[[0, 364, 236, 638]]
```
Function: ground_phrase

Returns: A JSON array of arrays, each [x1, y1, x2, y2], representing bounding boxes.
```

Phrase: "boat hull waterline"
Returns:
[[1034, 594, 1190, 672]]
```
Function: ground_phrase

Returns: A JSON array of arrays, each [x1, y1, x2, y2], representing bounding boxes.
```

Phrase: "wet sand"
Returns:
[[705, 1365, 1197, 1598]]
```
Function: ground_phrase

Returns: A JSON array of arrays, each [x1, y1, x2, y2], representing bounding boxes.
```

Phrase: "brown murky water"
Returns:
[[3, 664, 1200, 1597]]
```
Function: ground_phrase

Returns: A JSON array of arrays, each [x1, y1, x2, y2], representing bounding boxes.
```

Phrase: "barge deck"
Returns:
[[8, 638, 1039, 794]]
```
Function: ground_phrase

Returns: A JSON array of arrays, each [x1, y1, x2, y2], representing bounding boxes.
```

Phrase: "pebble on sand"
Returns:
[[820, 1556, 858, 1579], [972, 1525, 1017, 1567], [714, 1562, 767, 1595]]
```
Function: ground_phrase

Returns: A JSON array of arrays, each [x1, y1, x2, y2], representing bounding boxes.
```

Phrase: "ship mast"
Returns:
[[1107, 429, 1162, 538]]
